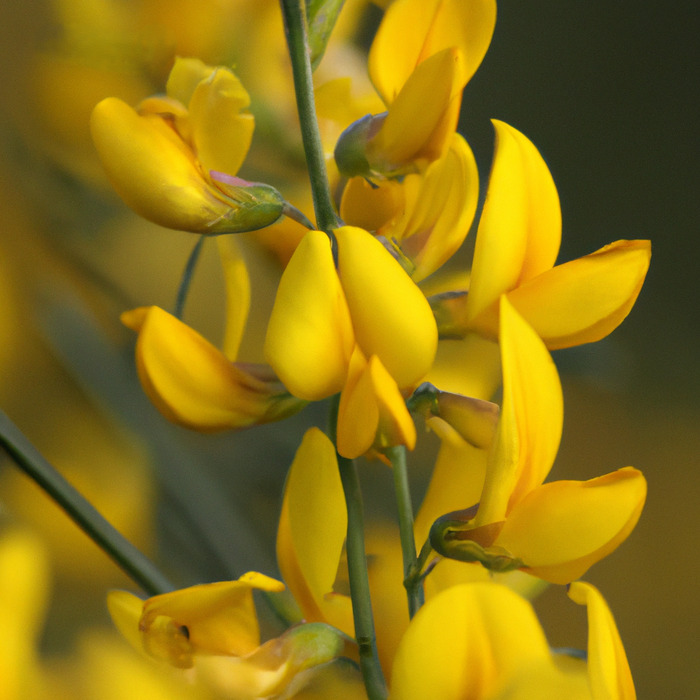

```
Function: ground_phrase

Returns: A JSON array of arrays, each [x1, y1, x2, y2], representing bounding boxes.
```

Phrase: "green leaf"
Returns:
[[306, 0, 346, 71]]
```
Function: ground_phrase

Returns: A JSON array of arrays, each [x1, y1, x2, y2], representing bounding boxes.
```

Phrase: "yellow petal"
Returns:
[[397, 133, 479, 282], [276, 428, 354, 636], [107, 590, 147, 656], [90, 97, 233, 232], [423, 333, 501, 400], [290, 657, 367, 700], [337, 346, 379, 459], [506, 240, 652, 350], [166, 56, 215, 107], [435, 392, 499, 450], [414, 417, 488, 546], [369, 0, 497, 103], [492, 658, 592, 700], [367, 48, 464, 172], [140, 573, 284, 661], [496, 468, 647, 584], [510, 122, 562, 284], [187, 67, 255, 179], [265, 230, 355, 400], [217, 236, 251, 361], [338, 352, 417, 459], [465, 121, 530, 327], [339, 176, 406, 233], [390, 583, 550, 700], [124, 306, 291, 431], [568, 582, 636, 700], [475, 297, 563, 526], [335, 226, 437, 389]]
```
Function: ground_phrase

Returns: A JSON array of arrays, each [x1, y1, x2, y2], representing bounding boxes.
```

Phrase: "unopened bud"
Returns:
[[334, 113, 387, 179]]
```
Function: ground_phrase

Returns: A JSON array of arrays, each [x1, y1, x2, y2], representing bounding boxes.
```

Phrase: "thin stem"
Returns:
[[328, 395, 387, 700], [337, 454, 388, 700], [385, 445, 424, 618], [0, 409, 174, 596], [174, 235, 206, 320], [279, 0, 341, 233]]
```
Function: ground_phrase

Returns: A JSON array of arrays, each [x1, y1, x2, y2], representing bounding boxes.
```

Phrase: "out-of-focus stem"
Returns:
[[386, 445, 424, 618], [174, 234, 206, 319], [0, 409, 174, 596], [279, 0, 341, 234]]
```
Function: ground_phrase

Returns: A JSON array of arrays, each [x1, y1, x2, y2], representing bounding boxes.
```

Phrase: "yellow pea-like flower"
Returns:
[[430, 298, 647, 584], [121, 306, 305, 432], [390, 581, 634, 700], [432, 120, 651, 349], [107, 574, 347, 699], [265, 226, 437, 401], [91, 57, 287, 234]]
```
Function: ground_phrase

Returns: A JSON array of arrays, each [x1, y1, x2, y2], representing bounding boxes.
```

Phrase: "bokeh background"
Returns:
[[0, 0, 697, 698]]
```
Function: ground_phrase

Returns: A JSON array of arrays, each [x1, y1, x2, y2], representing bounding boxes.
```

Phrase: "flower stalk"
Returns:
[[174, 234, 206, 320], [385, 445, 424, 618], [0, 409, 174, 596], [279, 0, 341, 233]]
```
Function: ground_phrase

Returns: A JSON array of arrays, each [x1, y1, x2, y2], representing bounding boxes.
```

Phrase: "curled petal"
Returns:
[[265, 230, 355, 400], [90, 97, 234, 233], [277, 429, 353, 636], [397, 133, 479, 281], [335, 226, 437, 389], [165, 56, 215, 108], [568, 582, 636, 700], [337, 350, 416, 459], [369, 0, 496, 103], [506, 240, 652, 350], [187, 67, 254, 179], [122, 306, 303, 431], [390, 583, 550, 700], [476, 297, 562, 526], [138, 573, 284, 665], [367, 48, 464, 173], [496, 468, 647, 584]]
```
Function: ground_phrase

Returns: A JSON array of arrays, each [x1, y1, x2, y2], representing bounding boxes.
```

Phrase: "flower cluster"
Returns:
[[81, 0, 651, 699]]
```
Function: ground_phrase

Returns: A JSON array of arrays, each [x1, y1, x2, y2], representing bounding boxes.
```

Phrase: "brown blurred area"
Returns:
[[0, 0, 697, 698]]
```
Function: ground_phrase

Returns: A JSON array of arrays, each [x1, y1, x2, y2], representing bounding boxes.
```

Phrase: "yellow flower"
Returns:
[[265, 227, 437, 401], [91, 57, 286, 234], [429, 297, 647, 584], [390, 581, 634, 700], [430, 121, 651, 349], [121, 237, 306, 432], [335, 0, 496, 178], [108, 573, 349, 699], [340, 132, 480, 282]]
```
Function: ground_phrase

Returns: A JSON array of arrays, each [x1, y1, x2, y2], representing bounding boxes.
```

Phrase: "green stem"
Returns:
[[328, 396, 387, 700], [279, 0, 341, 233], [174, 235, 206, 320], [0, 409, 174, 596], [385, 445, 424, 618], [337, 454, 388, 700]]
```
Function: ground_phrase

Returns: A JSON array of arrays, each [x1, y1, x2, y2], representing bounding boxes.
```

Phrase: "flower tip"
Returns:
[[120, 306, 151, 332]]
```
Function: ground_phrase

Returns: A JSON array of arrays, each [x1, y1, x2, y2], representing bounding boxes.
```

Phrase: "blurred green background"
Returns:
[[0, 1, 697, 698]]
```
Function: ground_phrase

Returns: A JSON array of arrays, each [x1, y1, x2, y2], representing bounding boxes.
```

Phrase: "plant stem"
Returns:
[[0, 409, 174, 596], [174, 234, 206, 320], [328, 395, 387, 700], [337, 454, 388, 700], [385, 445, 424, 618], [279, 0, 341, 233]]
